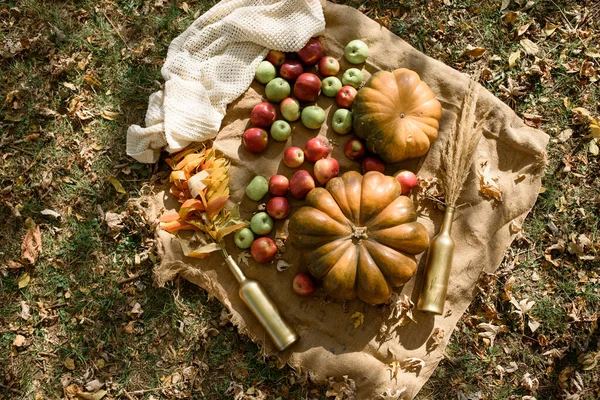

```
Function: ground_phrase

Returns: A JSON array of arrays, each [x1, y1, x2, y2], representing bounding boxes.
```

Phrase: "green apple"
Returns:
[[250, 212, 274, 235], [301, 105, 326, 130], [234, 227, 254, 249], [245, 175, 269, 201], [321, 76, 343, 97], [344, 40, 369, 64], [265, 77, 291, 103], [342, 68, 364, 88], [280, 97, 300, 122], [270, 120, 292, 141], [331, 108, 353, 135], [255, 61, 276, 84]]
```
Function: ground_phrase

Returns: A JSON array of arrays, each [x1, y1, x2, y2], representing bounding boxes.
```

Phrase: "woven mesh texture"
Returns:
[[127, 0, 325, 163]]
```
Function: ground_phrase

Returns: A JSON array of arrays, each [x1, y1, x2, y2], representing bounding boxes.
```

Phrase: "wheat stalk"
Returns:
[[440, 77, 486, 207]]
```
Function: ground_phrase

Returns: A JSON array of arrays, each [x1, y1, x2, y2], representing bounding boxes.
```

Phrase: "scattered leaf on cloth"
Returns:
[[350, 311, 364, 328], [326, 375, 357, 400], [399, 358, 425, 375], [21, 226, 42, 264], [478, 162, 503, 201]]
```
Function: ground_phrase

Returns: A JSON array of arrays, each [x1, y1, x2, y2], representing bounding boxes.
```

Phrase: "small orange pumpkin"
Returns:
[[353, 68, 443, 163], [288, 171, 429, 305]]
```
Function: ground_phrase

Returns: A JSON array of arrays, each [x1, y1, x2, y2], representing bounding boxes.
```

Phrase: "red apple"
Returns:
[[335, 85, 358, 108], [361, 156, 385, 174], [394, 170, 419, 195], [297, 38, 323, 65], [318, 56, 340, 77], [243, 128, 269, 153], [266, 196, 291, 220], [265, 50, 285, 67], [283, 146, 305, 168], [280, 60, 304, 81], [344, 138, 366, 161], [314, 158, 340, 185], [250, 237, 278, 263], [250, 102, 277, 128], [269, 174, 289, 196], [289, 170, 315, 199], [293, 73, 322, 102], [304, 137, 331, 163], [293, 273, 315, 296]]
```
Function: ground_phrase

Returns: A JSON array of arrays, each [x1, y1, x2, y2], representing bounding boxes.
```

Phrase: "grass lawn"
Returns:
[[1, 0, 599, 399]]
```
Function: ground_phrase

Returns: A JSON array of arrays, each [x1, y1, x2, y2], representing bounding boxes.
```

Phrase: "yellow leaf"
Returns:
[[100, 110, 120, 120], [108, 176, 126, 194], [508, 50, 521, 68], [465, 45, 487, 59], [18, 273, 31, 289], [64, 357, 76, 371], [83, 75, 102, 87], [350, 311, 364, 328]]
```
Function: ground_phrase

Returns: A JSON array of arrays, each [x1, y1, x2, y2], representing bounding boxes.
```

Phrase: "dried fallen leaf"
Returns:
[[465, 45, 487, 59], [527, 318, 541, 333], [350, 311, 364, 328], [500, 0, 510, 11], [400, 357, 425, 374], [124, 321, 135, 334], [21, 226, 42, 264], [578, 351, 599, 371], [522, 372, 539, 392], [378, 387, 407, 400], [478, 162, 503, 202], [429, 327, 445, 348], [326, 375, 357, 400], [41, 209, 61, 218], [83, 75, 102, 87], [20, 301, 31, 321], [276, 259, 291, 272], [84, 379, 104, 392], [76, 390, 107, 400], [237, 251, 251, 267], [520, 39, 539, 56], [64, 357, 76, 371], [13, 334, 26, 347], [387, 293, 416, 326], [477, 322, 508, 347], [589, 140, 599, 156]]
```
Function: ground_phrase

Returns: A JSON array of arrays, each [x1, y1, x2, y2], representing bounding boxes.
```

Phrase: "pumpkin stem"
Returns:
[[351, 226, 368, 243], [399, 113, 405, 119]]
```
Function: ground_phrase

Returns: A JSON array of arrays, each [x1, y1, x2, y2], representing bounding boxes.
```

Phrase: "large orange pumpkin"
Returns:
[[353, 68, 443, 163], [288, 171, 429, 305]]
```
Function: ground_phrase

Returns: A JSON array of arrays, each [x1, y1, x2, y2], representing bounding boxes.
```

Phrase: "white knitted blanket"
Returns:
[[126, 0, 325, 163]]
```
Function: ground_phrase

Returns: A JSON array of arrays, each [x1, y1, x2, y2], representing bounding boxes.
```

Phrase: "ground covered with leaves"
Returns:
[[1, 0, 599, 399]]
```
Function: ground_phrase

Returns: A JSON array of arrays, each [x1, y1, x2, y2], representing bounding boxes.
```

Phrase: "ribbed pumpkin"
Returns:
[[288, 171, 429, 305], [353, 68, 443, 163]]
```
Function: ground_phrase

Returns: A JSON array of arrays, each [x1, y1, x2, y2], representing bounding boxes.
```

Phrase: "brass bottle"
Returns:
[[417, 206, 456, 315], [222, 250, 299, 351]]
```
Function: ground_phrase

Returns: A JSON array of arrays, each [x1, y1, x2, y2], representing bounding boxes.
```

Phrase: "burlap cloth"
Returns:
[[149, 2, 549, 398]]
